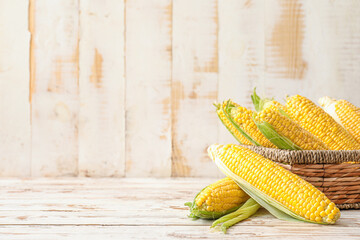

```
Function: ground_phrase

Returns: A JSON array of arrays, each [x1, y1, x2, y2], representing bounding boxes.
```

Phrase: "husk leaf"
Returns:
[[254, 120, 302, 150]]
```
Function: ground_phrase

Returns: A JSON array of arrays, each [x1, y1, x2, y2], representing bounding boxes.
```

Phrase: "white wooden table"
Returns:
[[0, 178, 358, 239]]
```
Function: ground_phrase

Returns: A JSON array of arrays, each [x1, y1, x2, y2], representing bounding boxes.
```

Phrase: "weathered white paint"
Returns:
[[172, 0, 222, 177], [262, 0, 307, 100], [302, 0, 360, 105], [79, 0, 125, 177], [125, 0, 172, 177], [0, 178, 358, 239], [218, 0, 265, 144], [258, 0, 360, 106], [0, 0, 30, 177], [0, 0, 359, 177], [30, 0, 79, 176]]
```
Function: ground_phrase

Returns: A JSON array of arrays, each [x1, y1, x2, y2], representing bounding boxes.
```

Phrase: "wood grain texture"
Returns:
[[0, 178, 358, 239], [267, 0, 307, 80], [125, 0, 172, 177], [301, 0, 360, 105], [79, 0, 125, 177], [30, 0, 79, 176], [262, 0, 360, 106], [0, 0, 31, 176], [172, 0, 222, 177], [261, 0, 307, 100]]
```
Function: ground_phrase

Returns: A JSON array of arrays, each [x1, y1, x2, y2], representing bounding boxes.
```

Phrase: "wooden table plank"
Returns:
[[0, 178, 358, 239], [0, 225, 359, 240]]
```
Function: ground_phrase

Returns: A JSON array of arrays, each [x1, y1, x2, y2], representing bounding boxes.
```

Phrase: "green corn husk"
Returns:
[[184, 201, 241, 220], [251, 88, 274, 113], [254, 120, 302, 150], [211, 198, 261, 233]]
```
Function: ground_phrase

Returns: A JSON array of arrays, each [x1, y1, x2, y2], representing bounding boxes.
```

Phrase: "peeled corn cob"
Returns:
[[185, 177, 249, 219], [215, 100, 276, 148], [286, 95, 360, 150], [319, 97, 360, 144], [208, 144, 341, 224]]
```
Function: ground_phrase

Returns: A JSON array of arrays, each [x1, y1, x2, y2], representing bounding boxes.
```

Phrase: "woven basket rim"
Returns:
[[241, 145, 360, 164]]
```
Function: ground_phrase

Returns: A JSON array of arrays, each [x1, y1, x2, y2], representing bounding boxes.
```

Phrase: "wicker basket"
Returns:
[[242, 145, 360, 210]]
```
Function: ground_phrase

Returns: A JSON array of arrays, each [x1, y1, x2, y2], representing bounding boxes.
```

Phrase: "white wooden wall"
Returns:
[[0, 0, 359, 177]]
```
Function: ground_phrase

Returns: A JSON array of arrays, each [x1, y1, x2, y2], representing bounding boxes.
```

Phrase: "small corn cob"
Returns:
[[319, 97, 360, 144], [208, 144, 341, 224], [254, 103, 329, 150], [286, 95, 360, 150], [185, 177, 250, 219], [215, 100, 276, 148]]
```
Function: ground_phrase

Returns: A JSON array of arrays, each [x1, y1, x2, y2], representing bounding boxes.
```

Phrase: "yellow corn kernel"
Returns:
[[286, 95, 360, 150]]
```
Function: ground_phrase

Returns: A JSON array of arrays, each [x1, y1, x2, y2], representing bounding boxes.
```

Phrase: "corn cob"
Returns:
[[208, 144, 341, 224], [254, 103, 329, 150], [185, 177, 249, 219], [215, 100, 276, 148], [286, 95, 360, 150], [319, 97, 360, 143], [251, 91, 329, 150]]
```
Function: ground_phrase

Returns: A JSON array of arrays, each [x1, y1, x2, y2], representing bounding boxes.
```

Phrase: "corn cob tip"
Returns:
[[318, 98, 360, 144], [207, 145, 222, 161], [213, 102, 221, 110], [318, 96, 336, 108], [251, 88, 282, 113]]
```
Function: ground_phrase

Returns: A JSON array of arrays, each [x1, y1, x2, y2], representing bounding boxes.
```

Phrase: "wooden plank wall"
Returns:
[[78, 0, 125, 177], [0, 0, 30, 177], [0, 0, 359, 177]]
